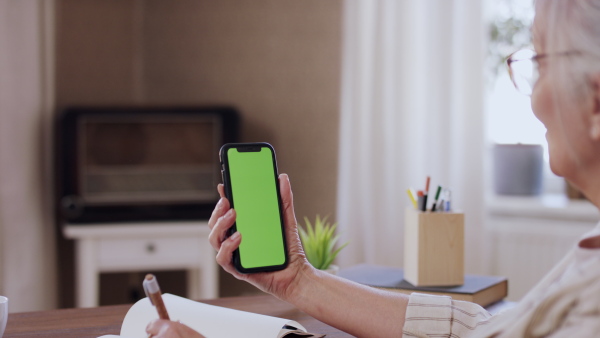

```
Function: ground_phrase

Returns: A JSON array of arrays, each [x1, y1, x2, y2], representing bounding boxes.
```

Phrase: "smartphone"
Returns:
[[219, 142, 288, 273]]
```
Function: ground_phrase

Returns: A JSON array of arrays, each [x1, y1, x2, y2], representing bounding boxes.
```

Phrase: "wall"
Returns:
[[55, 0, 342, 302], [141, 1, 343, 221]]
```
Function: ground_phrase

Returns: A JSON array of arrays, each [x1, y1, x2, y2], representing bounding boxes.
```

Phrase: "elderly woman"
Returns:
[[147, 0, 600, 336]]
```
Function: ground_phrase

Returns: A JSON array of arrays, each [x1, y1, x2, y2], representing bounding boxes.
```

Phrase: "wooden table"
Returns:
[[4, 295, 351, 337]]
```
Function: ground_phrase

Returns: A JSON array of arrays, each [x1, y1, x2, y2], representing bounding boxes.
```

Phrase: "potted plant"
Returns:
[[299, 215, 348, 275]]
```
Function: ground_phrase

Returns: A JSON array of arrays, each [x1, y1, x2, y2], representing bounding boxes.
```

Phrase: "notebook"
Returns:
[[98, 294, 324, 338]]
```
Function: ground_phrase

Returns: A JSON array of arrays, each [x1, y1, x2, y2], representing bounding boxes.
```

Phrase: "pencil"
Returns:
[[406, 189, 418, 209], [143, 274, 170, 320]]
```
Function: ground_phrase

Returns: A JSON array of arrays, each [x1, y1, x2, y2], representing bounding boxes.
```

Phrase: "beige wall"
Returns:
[[56, 0, 342, 225], [56, 0, 342, 300]]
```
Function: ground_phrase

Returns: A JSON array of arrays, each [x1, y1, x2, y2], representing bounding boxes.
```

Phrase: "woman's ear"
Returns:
[[590, 72, 600, 141]]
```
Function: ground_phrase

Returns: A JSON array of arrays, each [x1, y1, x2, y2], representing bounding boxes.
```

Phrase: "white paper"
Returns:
[[106, 294, 305, 338]]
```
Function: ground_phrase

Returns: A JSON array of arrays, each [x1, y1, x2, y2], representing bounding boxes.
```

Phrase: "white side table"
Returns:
[[63, 221, 218, 308]]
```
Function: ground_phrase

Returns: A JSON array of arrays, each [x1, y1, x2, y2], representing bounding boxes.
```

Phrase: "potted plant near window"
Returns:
[[299, 215, 348, 275]]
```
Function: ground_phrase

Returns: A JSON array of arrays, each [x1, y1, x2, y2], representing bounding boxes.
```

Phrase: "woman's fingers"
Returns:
[[146, 319, 205, 338], [208, 184, 228, 230], [216, 232, 242, 276], [208, 209, 236, 251], [145, 319, 177, 337], [208, 197, 230, 230], [146, 319, 166, 335]]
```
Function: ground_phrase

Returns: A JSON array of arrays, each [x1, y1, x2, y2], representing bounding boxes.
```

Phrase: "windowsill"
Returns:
[[486, 193, 600, 222]]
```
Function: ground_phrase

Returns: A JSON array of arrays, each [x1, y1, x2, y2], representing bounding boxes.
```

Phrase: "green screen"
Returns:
[[227, 147, 285, 269]]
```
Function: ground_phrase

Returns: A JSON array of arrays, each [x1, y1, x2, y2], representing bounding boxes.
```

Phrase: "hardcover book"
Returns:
[[339, 264, 507, 307]]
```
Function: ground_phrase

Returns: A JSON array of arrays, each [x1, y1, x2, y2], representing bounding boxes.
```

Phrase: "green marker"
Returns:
[[431, 185, 442, 212]]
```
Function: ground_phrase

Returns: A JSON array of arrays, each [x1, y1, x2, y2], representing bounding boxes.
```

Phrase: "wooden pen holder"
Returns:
[[403, 208, 464, 286]]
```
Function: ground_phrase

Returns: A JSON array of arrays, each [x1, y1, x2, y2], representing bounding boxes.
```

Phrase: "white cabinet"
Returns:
[[64, 221, 218, 308]]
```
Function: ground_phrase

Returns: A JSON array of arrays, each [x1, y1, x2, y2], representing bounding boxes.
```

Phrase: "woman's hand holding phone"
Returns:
[[208, 173, 313, 301]]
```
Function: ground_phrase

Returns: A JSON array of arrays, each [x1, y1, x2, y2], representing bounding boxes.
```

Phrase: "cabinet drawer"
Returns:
[[97, 236, 203, 270]]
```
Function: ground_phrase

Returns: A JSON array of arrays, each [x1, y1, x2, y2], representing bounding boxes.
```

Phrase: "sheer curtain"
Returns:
[[336, 0, 486, 274], [0, 0, 56, 311]]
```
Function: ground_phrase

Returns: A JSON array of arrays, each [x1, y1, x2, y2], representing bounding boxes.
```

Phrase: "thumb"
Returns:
[[279, 174, 298, 229]]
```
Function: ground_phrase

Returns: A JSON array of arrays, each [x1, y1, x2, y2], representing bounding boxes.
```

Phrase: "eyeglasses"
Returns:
[[506, 49, 578, 96]]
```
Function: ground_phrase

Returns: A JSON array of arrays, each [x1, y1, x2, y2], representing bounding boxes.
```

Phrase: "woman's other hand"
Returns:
[[208, 173, 312, 301], [146, 319, 204, 338]]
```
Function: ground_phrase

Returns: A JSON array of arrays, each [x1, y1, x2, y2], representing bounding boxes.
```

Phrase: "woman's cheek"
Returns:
[[530, 78, 552, 126], [531, 78, 563, 175]]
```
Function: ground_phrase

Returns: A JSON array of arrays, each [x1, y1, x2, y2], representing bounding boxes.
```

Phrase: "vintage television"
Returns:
[[56, 106, 239, 224]]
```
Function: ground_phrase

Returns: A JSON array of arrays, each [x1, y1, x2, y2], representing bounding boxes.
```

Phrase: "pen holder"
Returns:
[[403, 208, 464, 286]]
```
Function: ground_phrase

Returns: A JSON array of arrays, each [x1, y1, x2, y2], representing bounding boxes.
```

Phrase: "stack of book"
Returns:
[[339, 264, 508, 308]]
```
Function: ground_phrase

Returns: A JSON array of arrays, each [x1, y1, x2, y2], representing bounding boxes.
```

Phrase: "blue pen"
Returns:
[[444, 189, 451, 212]]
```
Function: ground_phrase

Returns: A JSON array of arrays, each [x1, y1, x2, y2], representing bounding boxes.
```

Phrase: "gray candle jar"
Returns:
[[493, 144, 544, 195]]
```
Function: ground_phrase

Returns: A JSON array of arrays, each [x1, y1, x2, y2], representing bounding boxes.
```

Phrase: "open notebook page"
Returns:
[[98, 294, 306, 338]]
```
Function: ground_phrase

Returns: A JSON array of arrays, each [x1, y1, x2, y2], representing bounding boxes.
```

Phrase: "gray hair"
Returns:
[[535, 0, 600, 102]]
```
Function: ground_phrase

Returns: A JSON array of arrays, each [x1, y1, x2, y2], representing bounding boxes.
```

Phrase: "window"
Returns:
[[486, 0, 564, 194]]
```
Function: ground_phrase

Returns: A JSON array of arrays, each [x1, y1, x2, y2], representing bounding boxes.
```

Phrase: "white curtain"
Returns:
[[336, 0, 486, 274], [0, 0, 56, 311]]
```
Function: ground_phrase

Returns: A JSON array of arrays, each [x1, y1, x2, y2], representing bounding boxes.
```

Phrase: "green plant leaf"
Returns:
[[323, 241, 349, 270], [298, 224, 307, 240], [315, 215, 323, 237], [299, 215, 348, 270], [305, 216, 315, 240], [327, 235, 339, 256], [326, 223, 337, 242]]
